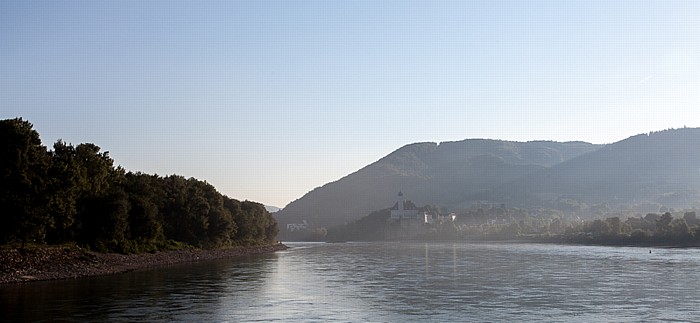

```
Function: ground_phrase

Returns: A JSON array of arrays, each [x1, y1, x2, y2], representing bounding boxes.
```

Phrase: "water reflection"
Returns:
[[3, 243, 700, 322], [1, 253, 277, 322]]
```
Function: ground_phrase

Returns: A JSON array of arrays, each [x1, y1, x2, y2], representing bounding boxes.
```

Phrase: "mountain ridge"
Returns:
[[275, 138, 600, 230], [276, 128, 700, 237], [481, 128, 700, 210]]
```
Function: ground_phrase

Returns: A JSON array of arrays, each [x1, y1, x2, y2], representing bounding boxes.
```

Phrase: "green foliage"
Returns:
[[326, 199, 700, 246], [231, 200, 278, 245], [45, 140, 81, 242], [562, 212, 700, 245], [0, 118, 51, 246], [326, 209, 391, 241], [0, 118, 279, 252]]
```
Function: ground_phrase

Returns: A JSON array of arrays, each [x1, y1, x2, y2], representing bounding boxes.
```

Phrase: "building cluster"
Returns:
[[285, 191, 457, 233], [286, 220, 308, 232], [389, 191, 456, 224]]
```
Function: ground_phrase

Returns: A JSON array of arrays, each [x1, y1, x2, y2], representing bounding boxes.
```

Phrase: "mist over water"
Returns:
[[3, 242, 700, 322]]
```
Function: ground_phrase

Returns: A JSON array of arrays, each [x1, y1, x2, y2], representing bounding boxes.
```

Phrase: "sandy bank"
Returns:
[[0, 243, 287, 284]]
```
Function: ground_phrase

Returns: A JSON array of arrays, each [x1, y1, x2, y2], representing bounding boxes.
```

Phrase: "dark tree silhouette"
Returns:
[[0, 118, 279, 253]]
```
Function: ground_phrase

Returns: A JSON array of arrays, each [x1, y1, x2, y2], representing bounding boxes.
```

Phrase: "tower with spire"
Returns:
[[390, 191, 420, 220]]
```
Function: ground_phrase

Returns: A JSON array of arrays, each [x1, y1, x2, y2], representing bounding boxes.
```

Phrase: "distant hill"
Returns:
[[275, 139, 599, 230], [264, 205, 281, 213], [483, 128, 700, 211]]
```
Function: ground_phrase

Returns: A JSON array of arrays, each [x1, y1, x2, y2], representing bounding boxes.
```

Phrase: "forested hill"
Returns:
[[0, 118, 278, 253], [275, 139, 599, 231], [483, 128, 700, 210]]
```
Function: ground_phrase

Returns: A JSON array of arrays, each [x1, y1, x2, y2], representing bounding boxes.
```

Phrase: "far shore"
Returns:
[[321, 237, 700, 249], [0, 243, 287, 285]]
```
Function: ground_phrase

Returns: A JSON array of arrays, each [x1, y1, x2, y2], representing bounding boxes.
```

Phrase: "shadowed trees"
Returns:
[[0, 118, 279, 252], [0, 118, 51, 247], [562, 212, 699, 245]]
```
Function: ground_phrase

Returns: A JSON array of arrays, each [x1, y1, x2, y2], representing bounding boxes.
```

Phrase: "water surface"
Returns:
[[2, 242, 699, 322]]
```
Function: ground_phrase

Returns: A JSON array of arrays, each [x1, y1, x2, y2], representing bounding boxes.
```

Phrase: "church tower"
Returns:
[[390, 190, 419, 220]]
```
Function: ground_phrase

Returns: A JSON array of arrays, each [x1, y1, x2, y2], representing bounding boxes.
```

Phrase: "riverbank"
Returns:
[[0, 243, 287, 284], [323, 236, 700, 248]]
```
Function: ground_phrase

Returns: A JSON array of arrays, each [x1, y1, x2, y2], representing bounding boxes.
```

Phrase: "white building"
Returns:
[[286, 220, 308, 232], [390, 191, 422, 220]]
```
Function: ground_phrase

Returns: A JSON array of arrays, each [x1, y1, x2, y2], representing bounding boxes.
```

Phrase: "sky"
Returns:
[[1, 0, 699, 208]]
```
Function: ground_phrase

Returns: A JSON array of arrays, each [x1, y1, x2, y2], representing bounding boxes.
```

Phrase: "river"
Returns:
[[2, 242, 700, 322]]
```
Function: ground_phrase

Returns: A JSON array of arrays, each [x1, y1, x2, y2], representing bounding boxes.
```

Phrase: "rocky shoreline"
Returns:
[[0, 243, 287, 284]]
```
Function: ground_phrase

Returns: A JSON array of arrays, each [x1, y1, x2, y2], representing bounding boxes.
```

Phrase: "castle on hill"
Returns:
[[389, 191, 456, 224], [389, 191, 422, 220]]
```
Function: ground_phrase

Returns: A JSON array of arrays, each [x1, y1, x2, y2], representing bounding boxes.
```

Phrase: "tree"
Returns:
[[45, 140, 80, 243], [70, 143, 127, 249], [227, 199, 277, 244], [668, 218, 692, 242], [74, 143, 114, 197], [0, 118, 281, 251], [683, 211, 698, 226], [603, 217, 629, 237], [160, 175, 199, 245], [128, 195, 161, 241], [124, 172, 163, 244], [500, 222, 521, 237], [588, 219, 610, 237], [549, 218, 563, 234], [200, 184, 235, 248], [0, 118, 51, 246], [655, 212, 674, 237]]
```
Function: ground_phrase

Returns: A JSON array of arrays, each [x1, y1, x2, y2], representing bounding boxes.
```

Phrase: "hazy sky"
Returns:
[[2, 1, 699, 208]]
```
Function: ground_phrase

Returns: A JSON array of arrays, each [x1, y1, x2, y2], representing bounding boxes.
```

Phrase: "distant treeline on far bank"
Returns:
[[297, 204, 700, 247], [0, 118, 278, 253]]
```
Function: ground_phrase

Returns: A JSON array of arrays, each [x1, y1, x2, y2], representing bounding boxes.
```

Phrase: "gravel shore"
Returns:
[[0, 243, 287, 284]]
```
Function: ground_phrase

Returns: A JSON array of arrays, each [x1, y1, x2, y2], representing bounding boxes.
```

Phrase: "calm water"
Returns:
[[2, 242, 700, 322]]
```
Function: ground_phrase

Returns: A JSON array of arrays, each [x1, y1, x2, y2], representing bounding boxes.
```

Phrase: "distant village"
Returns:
[[387, 191, 456, 225], [286, 191, 456, 233], [283, 188, 700, 246]]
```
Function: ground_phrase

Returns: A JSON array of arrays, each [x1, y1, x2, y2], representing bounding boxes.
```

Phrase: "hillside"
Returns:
[[275, 139, 599, 231], [483, 128, 700, 211]]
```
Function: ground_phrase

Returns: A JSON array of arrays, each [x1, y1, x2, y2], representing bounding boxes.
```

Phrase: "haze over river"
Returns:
[[3, 242, 700, 322]]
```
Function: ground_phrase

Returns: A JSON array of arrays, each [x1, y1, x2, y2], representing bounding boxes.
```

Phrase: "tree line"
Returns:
[[561, 211, 700, 245], [438, 207, 700, 245], [321, 201, 700, 246], [0, 118, 278, 253]]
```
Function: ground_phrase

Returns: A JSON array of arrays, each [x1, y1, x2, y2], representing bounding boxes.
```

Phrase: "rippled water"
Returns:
[[3, 242, 700, 322]]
